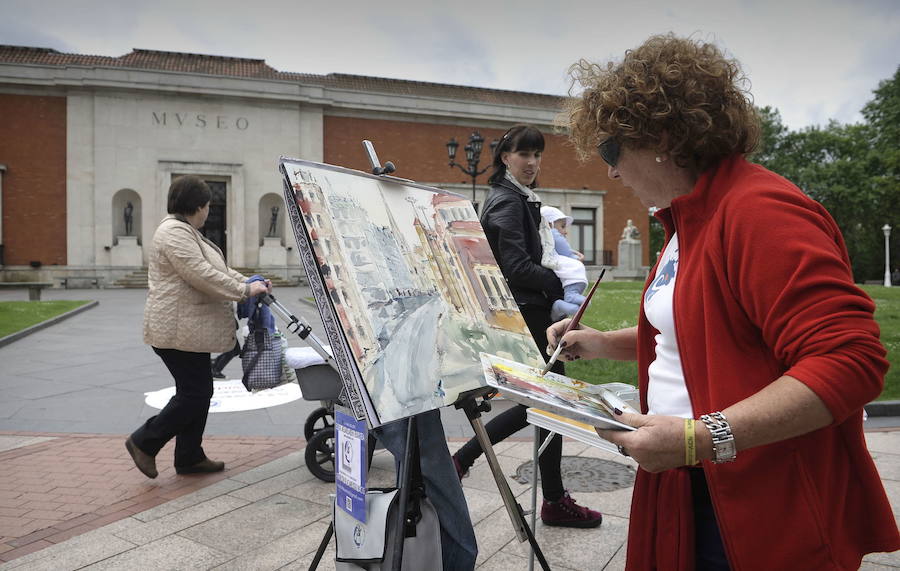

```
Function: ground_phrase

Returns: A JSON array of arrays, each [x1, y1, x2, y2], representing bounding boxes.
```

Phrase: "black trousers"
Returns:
[[455, 304, 566, 502], [131, 347, 214, 468], [690, 468, 730, 570]]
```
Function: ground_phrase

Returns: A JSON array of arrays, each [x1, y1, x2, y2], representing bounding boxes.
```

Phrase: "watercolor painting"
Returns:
[[480, 353, 635, 431], [280, 159, 544, 426]]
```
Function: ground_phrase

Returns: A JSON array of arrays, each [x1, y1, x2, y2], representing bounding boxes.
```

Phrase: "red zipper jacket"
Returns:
[[626, 155, 899, 570]]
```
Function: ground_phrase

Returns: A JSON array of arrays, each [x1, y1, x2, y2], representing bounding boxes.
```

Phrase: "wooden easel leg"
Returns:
[[457, 397, 552, 570]]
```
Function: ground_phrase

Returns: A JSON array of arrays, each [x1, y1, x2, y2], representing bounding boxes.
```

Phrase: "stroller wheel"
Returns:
[[305, 426, 336, 482], [304, 407, 334, 441]]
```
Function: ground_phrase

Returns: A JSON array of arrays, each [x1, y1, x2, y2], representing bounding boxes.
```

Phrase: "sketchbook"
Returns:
[[279, 158, 545, 427], [526, 409, 622, 455], [481, 353, 637, 431]]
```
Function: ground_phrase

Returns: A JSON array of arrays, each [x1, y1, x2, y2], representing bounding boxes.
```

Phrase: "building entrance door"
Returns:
[[202, 180, 227, 259]]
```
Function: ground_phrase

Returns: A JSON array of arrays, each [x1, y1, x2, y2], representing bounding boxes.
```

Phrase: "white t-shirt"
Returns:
[[644, 233, 693, 418]]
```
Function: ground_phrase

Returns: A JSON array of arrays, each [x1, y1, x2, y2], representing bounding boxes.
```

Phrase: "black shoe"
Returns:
[[176, 458, 225, 475], [212, 371, 226, 379], [125, 437, 158, 479]]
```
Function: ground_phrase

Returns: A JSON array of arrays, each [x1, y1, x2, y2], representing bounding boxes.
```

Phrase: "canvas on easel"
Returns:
[[279, 157, 544, 427]]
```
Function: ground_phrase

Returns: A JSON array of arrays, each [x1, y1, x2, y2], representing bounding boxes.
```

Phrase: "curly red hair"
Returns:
[[562, 33, 760, 173]]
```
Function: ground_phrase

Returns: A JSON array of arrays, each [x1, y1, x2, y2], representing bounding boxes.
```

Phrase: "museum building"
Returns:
[[0, 45, 648, 287]]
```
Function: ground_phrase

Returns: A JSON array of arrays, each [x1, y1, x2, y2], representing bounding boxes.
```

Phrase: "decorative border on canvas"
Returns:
[[279, 164, 371, 422]]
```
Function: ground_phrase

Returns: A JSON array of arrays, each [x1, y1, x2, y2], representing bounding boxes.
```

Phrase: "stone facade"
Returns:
[[0, 46, 648, 285]]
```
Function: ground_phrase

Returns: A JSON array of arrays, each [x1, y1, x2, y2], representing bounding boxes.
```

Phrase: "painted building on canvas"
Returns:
[[0, 45, 650, 286]]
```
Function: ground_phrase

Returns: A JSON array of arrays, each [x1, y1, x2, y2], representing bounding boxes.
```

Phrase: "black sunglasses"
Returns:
[[597, 138, 621, 167]]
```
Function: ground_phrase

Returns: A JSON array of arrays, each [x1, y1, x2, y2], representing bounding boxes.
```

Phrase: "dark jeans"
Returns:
[[131, 347, 214, 468], [689, 468, 730, 570], [374, 409, 478, 571], [211, 340, 241, 373], [455, 303, 566, 502]]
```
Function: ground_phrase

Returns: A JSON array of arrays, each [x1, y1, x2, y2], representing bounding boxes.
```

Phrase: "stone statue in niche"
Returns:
[[268, 206, 279, 237], [124, 202, 134, 235], [620, 219, 640, 242]]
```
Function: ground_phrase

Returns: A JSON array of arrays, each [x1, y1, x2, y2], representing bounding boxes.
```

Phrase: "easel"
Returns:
[[303, 142, 550, 570], [455, 388, 552, 570]]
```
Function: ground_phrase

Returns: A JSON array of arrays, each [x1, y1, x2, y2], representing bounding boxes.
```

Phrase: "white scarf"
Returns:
[[504, 170, 540, 203]]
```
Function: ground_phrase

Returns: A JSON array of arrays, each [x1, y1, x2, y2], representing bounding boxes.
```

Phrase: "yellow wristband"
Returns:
[[684, 418, 697, 466]]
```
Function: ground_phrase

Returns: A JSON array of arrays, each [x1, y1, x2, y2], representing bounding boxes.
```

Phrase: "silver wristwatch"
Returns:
[[699, 411, 736, 464]]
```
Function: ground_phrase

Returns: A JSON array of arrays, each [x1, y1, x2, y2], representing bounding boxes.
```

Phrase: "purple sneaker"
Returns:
[[540, 491, 602, 528]]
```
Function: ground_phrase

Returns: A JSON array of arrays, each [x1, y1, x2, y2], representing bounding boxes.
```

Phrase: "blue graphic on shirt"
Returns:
[[645, 250, 678, 303]]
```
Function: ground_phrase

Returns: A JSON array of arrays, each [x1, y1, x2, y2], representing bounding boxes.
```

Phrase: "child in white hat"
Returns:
[[539, 206, 588, 321]]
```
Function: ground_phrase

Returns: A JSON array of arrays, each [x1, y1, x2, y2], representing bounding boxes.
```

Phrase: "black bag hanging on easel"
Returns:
[[333, 416, 442, 570]]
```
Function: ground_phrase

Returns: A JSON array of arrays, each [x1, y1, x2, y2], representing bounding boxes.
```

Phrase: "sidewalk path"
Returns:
[[0, 433, 304, 563], [0, 430, 897, 570], [0, 287, 897, 569]]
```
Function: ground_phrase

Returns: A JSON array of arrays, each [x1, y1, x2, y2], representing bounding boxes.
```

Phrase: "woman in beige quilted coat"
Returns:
[[125, 175, 271, 479]]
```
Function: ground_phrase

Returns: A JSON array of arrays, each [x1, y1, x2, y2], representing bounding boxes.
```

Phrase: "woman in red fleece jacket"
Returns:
[[550, 33, 899, 570]]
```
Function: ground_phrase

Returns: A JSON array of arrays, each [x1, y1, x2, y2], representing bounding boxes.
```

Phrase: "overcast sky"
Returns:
[[3, 0, 898, 131]]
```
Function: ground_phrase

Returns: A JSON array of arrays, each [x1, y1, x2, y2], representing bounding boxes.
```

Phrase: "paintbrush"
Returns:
[[540, 268, 606, 376]]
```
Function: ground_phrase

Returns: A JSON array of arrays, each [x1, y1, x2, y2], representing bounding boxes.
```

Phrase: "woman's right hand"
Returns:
[[547, 324, 640, 362], [248, 280, 270, 298], [546, 320, 606, 361]]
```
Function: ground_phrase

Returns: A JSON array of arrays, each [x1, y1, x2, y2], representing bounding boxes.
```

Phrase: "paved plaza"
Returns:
[[0, 286, 897, 569]]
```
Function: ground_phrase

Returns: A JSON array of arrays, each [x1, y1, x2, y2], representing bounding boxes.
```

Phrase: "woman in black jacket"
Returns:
[[453, 125, 602, 528]]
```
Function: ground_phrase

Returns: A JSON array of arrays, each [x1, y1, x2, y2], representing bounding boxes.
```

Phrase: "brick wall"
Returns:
[[0, 94, 67, 266], [324, 116, 649, 265]]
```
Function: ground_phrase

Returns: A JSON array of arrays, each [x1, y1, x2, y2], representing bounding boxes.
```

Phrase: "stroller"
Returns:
[[262, 293, 376, 482]]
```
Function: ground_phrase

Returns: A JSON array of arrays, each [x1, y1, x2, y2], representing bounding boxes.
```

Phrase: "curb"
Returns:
[[866, 400, 900, 417], [0, 300, 99, 348]]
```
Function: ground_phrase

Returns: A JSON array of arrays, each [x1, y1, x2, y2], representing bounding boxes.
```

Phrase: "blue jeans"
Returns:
[[373, 409, 477, 571]]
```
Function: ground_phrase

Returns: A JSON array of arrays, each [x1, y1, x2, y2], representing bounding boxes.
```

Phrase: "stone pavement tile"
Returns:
[[228, 465, 317, 503], [504, 513, 630, 571], [472, 505, 521, 568], [211, 520, 333, 571], [80, 534, 232, 571], [178, 494, 330, 555], [860, 563, 900, 570], [873, 449, 900, 482], [462, 487, 506, 527], [865, 431, 899, 454], [0, 527, 137, 571], [227, 451, 306, 485], [112, 495, 250, 546], [0, 434, 305, 564], [132, 479, 247, 523], [284, 525, 336, 571], [280, 477, 335, 508], [880, 479, 900, 518], [458, 450, 533, 495], [478, 550, 579, 571]]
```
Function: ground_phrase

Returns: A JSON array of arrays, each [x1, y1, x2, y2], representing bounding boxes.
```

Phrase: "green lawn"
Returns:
[[0, 300, 91, 338], [564, 282, 899, 401]]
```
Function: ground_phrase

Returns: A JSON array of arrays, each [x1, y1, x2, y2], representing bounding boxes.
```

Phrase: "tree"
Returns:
[[751, 68, 900, 281]]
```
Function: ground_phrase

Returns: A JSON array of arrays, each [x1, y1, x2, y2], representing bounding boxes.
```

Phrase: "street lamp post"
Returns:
[[446, 131, 498, 211], [883, 224, 892, 287]]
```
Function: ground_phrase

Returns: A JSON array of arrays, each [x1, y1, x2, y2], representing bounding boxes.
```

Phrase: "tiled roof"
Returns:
[[0, 45, 564, 109]]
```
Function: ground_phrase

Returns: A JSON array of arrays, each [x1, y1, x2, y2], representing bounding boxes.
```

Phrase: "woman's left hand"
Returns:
[[596, 412, 689, 473]]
